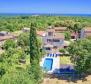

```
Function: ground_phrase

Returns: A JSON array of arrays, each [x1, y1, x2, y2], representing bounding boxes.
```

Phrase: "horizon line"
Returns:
[[0, 13, 91, 14]]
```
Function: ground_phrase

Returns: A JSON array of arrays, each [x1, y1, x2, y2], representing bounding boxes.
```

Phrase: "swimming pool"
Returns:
[[43, 58, 53, 71]]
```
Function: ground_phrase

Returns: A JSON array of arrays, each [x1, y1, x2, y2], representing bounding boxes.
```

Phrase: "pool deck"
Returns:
[[40, 55, 60, 74]]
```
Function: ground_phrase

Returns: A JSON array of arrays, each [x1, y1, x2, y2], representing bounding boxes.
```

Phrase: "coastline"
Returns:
[[0, 13, 91, 17]]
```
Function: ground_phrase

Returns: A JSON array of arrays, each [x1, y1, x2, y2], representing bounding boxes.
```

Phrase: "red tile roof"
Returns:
[[0, 35, 14, 41], [84, 27, 91, 30], [54, 33, 64, 39], [54, 27, 67, 30], [37, 31, 46, 36], [84, 27, 91, 33], [71, 32, 78, 36], [54, 27, 67, 33], [84, 27, 91, 36]]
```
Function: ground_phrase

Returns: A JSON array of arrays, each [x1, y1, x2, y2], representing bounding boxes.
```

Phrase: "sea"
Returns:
[[0, 13, 91, 17]]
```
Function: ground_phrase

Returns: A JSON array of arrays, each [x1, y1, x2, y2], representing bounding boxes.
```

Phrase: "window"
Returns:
[[48, 32, 53, 36], [64, 46, 67, 48], [53, 46, 57, 49], [46, 47, 51, 50], [47, 39, 52, 42], [71, 36, 75, 39], [53, 39, 60, 42]]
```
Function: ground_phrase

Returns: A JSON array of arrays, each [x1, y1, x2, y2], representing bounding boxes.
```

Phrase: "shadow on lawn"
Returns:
[[46, 64, 89, 83]]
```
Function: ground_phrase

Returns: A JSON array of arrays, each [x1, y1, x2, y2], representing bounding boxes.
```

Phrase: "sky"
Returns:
[[0, 0, 91, 14]]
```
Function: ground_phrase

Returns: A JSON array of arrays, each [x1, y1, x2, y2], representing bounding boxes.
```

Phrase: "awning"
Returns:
[[44, 44, 53, 48], [47, 53, 60, 57]]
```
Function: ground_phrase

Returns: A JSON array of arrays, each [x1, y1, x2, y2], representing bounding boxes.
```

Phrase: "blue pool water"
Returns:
[[43, 58, 53, 71]]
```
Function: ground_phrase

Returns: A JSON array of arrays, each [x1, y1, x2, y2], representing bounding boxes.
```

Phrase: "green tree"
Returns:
[[0, 70, 35, 84], [0, 67, 6, 77], [30, 23, 40, 63], [29, 23, 43, 84], [73, 22, 83, 33], [64, 31, 71, 40], [59, 48, 66, 54], [73, 22, 83, 38], [17, 33, 30, 47], [67, 39, 91, 75], [27, 61, 43, 84], [3, 39, 16, 50]]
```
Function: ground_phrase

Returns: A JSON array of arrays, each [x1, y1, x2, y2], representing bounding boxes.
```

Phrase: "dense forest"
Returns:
[[0, 16, 91, 32]]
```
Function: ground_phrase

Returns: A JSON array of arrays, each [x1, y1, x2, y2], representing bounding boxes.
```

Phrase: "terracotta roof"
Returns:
[[85, 33, 91, 37], [84, 27, 91, 36], [54, 27, 67, 31], [55, 27, 67, 29], [47, 28, 55, 32], [71, 32, 78, 36], [84, 27, 91, 31], [54, 33, 64, 39], [37, 31, 46, 36], [0, 35, 14, 41]]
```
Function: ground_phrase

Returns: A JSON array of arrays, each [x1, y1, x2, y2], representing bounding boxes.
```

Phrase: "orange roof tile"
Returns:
[[54, 27, 67, 31], [54, 33, 64, 39], [37, 31, 46, 36], [71, 32, 78, 36], [0, 35, 14, 41], [84, 27, 91, 31]]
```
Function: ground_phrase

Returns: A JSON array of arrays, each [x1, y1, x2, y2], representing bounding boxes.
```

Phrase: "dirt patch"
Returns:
[[42, 75, 91, 84]]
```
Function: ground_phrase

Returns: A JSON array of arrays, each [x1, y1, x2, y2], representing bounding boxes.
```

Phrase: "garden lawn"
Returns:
[[60, 56, 73, 65]]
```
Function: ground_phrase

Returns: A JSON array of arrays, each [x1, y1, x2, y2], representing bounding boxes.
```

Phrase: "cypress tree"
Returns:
[[30, 23, 40, 64]]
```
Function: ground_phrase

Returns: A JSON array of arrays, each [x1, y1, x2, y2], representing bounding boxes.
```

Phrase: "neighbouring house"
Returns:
[[54, 27, 82, 40], [0, 31, 18, 47], [42, 26, 65, 53], [22, 27, 46, 37], [0, 36, 12, 47], [42, 26, 85, 53], [84, 27, 91, 37]]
